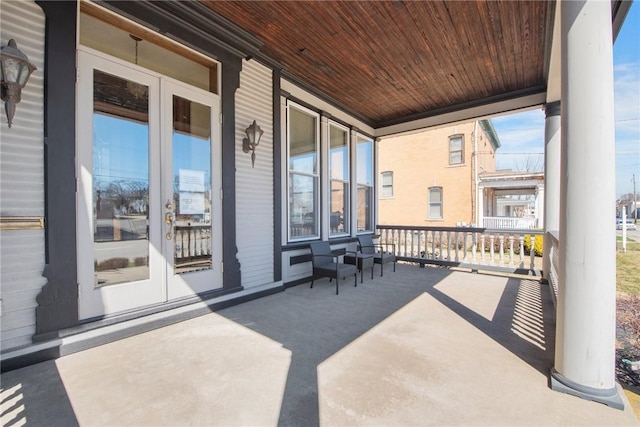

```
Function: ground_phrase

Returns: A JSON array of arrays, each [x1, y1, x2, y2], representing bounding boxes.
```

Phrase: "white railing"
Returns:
[[547, 230, 560, 307], [483, 217, 538, 230], [377, 225, 544, 275]]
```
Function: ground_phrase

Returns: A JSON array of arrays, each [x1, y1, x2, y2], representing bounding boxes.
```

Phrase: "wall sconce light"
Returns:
[[242, 120, 263, 168], [1, 39, 37, 128]]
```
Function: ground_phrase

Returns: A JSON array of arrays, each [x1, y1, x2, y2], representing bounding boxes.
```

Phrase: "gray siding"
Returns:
[[235, 60, 275, 288], [0, 1, 46, 351]]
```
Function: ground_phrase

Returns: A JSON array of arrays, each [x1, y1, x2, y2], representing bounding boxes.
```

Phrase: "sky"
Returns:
[[491, 2, 640, 198]]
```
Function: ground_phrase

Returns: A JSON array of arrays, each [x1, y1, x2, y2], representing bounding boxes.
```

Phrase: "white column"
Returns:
[[477, 186, 484, 228], [542, 101, 560, 279], [552, 0, 622, 409]]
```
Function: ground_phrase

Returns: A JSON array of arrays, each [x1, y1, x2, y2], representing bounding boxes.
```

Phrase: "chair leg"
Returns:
[[354, 272, 357, 287], [336, 276, 339, 295], [381, 262, 384, 277], [371, 265, 374, 279], [310, 275, 314, 288], [393, 261, 396, 272]]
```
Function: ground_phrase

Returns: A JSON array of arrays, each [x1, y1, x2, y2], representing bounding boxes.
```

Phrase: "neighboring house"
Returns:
[[378, 120, 500, 227], [478, 171, 545, 230]]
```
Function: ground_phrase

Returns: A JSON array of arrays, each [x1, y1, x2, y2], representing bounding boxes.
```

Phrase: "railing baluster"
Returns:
[[480, 234, 486, 264], [453, 231, 458, 262], [530, 234, 536, 270], [472, 232, 477, 264], [499, 235, 505, 266], [509, 235, 515, 267], [403, 229, 407, 257], [489, 234, 495, 266], [519, 235, 525, 267]]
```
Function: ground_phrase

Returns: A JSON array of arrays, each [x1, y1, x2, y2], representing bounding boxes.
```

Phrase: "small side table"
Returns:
[[344, 252, 374, 283]]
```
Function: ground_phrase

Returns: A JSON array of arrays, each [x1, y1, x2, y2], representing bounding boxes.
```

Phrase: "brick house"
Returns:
[[378, 120, 500, 227]]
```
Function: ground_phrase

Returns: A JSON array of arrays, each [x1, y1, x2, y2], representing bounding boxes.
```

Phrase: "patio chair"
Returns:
[[310, 241, 358, 295], [358, 235, 396, 277]]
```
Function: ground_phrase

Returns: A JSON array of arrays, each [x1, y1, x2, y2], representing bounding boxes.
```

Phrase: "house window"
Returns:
[[428, 187, 443, 219], [329, 122, 349, 236], [357, 135, 374, 232], [449, 134, 464, 165], [288, 104, 320, 240], [381, 171, 393, 198]]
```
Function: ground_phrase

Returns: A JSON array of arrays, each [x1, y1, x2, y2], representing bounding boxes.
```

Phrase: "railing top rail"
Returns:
[[377, 225, 486, 233], [484, 228, 545, 235]]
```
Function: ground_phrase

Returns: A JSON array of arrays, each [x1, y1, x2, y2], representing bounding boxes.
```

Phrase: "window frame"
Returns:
[[356, 133, 375, 233], [328, 120, 350, 237], [428, 186, 443, 219], [449, 134, 464, 165], [287, 101, 321, 242], [380, 171, 393, 198]]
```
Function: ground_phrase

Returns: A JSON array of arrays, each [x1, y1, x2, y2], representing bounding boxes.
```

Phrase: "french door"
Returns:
[[77, 49, 222, 320]]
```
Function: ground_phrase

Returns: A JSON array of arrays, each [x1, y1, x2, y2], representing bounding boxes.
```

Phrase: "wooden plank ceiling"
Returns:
[[204, 0, 550, 128]]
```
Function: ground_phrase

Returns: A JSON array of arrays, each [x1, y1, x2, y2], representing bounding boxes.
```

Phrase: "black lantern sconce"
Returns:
[[242, 120, 264, 168], [1, 39, 37, 128]]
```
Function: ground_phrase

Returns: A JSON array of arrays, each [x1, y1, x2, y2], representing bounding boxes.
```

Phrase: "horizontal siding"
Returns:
[[235, 60, 275, 289], [0, 1, 46, 352]]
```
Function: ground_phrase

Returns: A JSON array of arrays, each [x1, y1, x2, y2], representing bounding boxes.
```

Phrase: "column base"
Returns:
[[550, 368, 624, 410]]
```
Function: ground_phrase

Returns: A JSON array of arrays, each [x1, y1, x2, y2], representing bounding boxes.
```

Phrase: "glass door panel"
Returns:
[[164, 82, 222, 299], [93, 70, 150, 286], [78, 50, 163, 320], [172, 95, 212, 274]]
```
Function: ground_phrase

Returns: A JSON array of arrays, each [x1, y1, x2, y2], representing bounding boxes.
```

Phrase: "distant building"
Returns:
[[378, 120, 500, 227]]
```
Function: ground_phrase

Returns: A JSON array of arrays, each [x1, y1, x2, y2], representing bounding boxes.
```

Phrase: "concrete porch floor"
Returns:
[[1, 264, 638, 426]]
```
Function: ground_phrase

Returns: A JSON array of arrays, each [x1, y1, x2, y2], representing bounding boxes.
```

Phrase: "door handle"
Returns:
[[165, 212, 173, 225]]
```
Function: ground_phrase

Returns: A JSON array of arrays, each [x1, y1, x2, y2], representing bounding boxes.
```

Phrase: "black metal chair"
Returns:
[[358, 235, 396, 277], [310, 241, 358, 295]]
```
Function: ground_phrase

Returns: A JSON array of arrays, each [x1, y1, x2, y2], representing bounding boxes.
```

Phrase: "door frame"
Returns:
[[77, 47, 223, 320]]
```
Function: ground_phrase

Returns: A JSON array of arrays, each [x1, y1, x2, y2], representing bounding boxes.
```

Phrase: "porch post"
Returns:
[[542, 101, 560, 280], [552, 0, 622, 409]]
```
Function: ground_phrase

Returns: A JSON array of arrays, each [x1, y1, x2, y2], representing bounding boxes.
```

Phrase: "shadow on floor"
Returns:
[[218, 265, 555, 426], [1, 360, 78, 427]]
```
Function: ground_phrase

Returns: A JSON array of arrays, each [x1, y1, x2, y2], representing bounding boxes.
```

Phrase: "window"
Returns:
[[357, 135, 374, 232], [329, 123, 349, 236], [288, 104, 320, 240], [449, 134, 464, 165], [381, 171, 393, 198], [428, 187, 443, 219]]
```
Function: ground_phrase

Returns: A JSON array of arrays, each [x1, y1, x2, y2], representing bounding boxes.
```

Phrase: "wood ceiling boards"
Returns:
[[204, 1, 550, 128]]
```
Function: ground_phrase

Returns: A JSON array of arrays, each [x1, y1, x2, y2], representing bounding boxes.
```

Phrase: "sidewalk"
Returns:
[[1, 265, 638, 426]]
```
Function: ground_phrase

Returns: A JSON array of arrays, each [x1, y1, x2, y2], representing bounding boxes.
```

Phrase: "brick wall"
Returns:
[[378, 122, 496, 227]]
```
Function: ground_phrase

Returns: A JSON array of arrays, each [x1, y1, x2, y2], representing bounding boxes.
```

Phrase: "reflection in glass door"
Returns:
[[164, 83, 222, 300], [93, 70, 150, 286], [78, 51, 163, 320], [171, 95, 212, 274]]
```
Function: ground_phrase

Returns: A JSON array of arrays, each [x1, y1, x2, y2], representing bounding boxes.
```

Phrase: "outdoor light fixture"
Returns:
[[0, 39, 37, 128], [242, 120, 264, 168]]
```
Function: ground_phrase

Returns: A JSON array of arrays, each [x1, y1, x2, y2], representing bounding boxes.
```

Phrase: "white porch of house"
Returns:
[[477, 171, 545, 230]]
